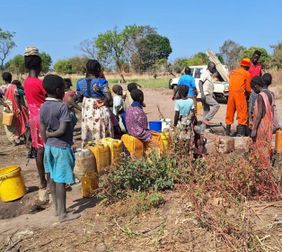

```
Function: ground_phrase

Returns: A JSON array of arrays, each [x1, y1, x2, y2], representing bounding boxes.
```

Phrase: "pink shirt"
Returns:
[[249, 63, 262, 79], [24, 76, 46, 107]]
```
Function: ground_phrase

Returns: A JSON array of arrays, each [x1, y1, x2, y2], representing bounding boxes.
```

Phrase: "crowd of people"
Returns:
[[0, 47, 280, 222]]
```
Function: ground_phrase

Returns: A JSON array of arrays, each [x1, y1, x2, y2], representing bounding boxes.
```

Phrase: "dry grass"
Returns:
[[268, 69, 282, 98]]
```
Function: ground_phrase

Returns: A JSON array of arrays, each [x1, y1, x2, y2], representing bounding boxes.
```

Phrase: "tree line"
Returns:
[[1, 26, 282, 77]]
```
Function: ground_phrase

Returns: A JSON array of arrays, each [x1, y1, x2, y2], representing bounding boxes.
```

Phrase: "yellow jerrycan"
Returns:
[[275, 129, 282, 153], [87, 143, 111, 174], [101, 138, 123, 165], [121, 134, 144, 158]]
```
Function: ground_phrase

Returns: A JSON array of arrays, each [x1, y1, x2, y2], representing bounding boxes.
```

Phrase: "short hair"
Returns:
[[127, 82, 138, 92], [253, 50, 262, 56], [2, 72, 12, 82], [130, 88, 144, 102], [184, 67, 191, 75], [12, 80, 22, 88], [262, 73, 272, 86], [178, 85, 189, 98], [24, 55, 42, 70], [43, 74, 65, 96], [251, 76, 264, 89], [112, 85, 123, 95], [63, 78, 72, 88], [86, 59, 101, 77]]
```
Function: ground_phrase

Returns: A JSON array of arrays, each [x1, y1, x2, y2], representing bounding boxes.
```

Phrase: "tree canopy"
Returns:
[[80, 25, 171, 75], [220, 40, 245, 69], [241, 46, 271, 68], [0, 28, 16, 70], [271, 42, 282, 69], [54, 56, 88, 74], [6, 52, 52, 74]]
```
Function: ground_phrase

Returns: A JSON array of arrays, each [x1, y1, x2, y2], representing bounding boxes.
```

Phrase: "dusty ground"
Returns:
[[0, 87, 282, 251]]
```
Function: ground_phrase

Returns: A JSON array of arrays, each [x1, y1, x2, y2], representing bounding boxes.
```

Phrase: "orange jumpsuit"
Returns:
[[225, 68, 251, 126]]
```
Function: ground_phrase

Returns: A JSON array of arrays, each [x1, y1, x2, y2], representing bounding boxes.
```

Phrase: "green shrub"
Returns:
[[101, 152, 181, 201]]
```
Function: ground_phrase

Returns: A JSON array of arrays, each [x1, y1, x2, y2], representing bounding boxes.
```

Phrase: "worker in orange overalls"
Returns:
[[225, 58, 251, 136]]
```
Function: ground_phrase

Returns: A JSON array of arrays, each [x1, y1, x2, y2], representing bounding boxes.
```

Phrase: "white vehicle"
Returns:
[[169, 65, 229, 102]]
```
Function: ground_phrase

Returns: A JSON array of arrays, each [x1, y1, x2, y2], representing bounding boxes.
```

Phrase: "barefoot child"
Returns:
[[40, 74, 80, 222]]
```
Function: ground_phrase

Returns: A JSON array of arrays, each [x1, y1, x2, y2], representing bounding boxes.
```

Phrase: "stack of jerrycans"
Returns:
[[74, 149, 98, 198]]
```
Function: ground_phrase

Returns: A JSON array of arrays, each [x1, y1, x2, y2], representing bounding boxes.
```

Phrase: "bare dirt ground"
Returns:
[[1, 87, 282, 251]]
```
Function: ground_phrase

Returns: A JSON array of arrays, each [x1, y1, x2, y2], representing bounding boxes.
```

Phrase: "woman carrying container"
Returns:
[[4, 76, 29, 145], [76, 59, 114, 147]]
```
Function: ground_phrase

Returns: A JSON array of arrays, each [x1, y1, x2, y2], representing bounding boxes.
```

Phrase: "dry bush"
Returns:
[[169, 138, 282, 251]]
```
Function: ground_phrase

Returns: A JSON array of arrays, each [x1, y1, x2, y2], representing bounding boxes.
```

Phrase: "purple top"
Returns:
[[125, 105, 151, 142]]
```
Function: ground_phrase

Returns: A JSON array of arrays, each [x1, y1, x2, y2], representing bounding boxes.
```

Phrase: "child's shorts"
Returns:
[[44, 145, 75, 184]]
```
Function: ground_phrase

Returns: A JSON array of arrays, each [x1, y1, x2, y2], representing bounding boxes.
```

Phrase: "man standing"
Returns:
[[225, 58, 251, 136], [199, 62, 220, 125], [249, 50, 262, 79], [248, 50, 262, 124], [174, 67, 197, 111]]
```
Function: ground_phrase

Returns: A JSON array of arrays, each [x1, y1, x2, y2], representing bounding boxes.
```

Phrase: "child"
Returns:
[[40, 74, 80, 223], [63, 78, 81, 128], [262, 73, 281, 132], [112, 84, 126, 133], [173, 85, 195, 129]]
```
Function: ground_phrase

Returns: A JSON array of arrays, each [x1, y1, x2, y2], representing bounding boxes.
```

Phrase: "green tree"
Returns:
[[54, 59, 72, 74], [82, 25, 157, 77], [187, 52, 209, 65], [220, 40, 245, 69], [68, 56, 88, 74], [172, 52, 209, 73], [0, 28, 16, 70], [6, 54, 25, 75], [271, 42, 282, 69], [136, 34, 172, 72], [241, 46, 271, 68], [39, 52, 52, 73]]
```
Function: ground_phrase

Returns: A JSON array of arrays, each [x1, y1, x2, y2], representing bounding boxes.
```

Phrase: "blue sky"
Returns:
[[1, 0, 282, 64]]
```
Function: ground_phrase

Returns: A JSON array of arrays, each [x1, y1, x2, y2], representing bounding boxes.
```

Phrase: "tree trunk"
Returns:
[[120, 73, 126, 83]]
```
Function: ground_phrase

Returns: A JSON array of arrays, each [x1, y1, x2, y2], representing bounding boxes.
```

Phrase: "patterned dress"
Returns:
[[76, 78, 113, 147]]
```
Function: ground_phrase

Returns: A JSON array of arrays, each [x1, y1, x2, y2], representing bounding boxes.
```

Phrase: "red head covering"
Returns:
[[240, 58, 251, 67]]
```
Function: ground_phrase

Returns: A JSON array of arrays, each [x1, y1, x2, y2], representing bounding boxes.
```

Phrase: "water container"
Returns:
[[197, 102, 202, 114], [87, 144, 111, 174], [149, 121, 162, 132], [160, 132, 171, 153], [0, 166, 26, 202], [161, 119, 172, 132], [73, 149, 97, 180], [275, 130, 282, 153], [2, 111, 13, 126], [121, 134, 144, 158], [101, 138, 122, 165], [81, 171, 99, 198]]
